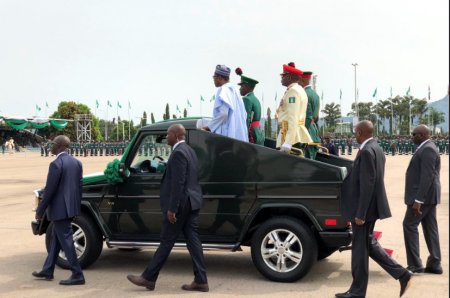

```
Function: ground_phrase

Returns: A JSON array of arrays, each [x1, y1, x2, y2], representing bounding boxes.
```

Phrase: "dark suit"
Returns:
[[343, 139, 408, 296], [142, 142, 207, 284], [403, 140, 441, 269], [36, 152, 83, 279]]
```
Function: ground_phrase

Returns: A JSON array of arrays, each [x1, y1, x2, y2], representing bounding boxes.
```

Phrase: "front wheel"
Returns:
[[251, 217, 317, 282], [45, 214, 103, 269]]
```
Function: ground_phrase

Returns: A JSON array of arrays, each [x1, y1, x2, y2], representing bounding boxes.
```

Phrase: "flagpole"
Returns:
[[117, 102, 119, 141], [128, 101, 131, 140], [106, 102, 108, 141], [321, 91, 324, 136]]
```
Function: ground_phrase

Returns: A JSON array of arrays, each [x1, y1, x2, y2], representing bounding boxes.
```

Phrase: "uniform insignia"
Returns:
[[288, 97, 295, 103]]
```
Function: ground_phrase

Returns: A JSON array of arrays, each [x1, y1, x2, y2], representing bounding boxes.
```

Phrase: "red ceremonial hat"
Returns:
[[282, 62, 303, 76]]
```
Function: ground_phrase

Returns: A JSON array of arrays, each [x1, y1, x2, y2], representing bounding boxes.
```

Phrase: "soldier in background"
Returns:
[[299, 71, 321, 159], [235, 67, 264, 145]]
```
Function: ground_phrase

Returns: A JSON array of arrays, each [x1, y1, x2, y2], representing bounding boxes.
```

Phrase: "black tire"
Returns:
[[45, 214, 103, 269], [251, 217, 318, 282], [317, 247, 339, 260]]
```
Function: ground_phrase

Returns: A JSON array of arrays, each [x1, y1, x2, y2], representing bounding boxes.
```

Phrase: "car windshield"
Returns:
[[130, 134, 172, 173]]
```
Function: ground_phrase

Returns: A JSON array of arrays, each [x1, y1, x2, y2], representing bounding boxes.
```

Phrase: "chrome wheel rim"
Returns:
[[58, 223, 86, 260], [260, 229, 303, 273]]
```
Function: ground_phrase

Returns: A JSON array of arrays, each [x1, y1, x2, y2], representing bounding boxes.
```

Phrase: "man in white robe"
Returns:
[[204, 65, 248, 142]]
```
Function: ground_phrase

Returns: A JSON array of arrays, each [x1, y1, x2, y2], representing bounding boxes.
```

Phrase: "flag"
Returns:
[[406, 86, 411, 96], [96, 100, 99, 109], [210, 95, 215, 102], [117, 101, 122, 109], [372, 88, 377, 98], [107, 100, 112, 107], [45, 102, 49, 108], [176, 105, 181, 113], [200, 96, 205, 102], [339, 89, 342, 100], [36, 104, 41, 112], [428, 85, 431, 101], [187, 99, 192, 107]]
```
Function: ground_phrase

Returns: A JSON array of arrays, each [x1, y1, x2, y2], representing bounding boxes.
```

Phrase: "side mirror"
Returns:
[[119, 163, 130, 178]]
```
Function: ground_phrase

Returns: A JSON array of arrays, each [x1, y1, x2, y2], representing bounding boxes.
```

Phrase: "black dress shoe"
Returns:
[[59, 276, 85, 286], [406, 266, 425, 273], [425, 265, 443, 274], [335, 291, 364, 298], [32, 271, 54, 280], [399, 271, 412, 297]]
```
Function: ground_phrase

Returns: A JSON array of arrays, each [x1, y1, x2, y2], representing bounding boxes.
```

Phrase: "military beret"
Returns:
[[235, 67, 259, 86]]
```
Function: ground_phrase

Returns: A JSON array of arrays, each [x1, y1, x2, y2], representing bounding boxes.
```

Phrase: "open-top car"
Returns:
[[32, 118, 353, 282]]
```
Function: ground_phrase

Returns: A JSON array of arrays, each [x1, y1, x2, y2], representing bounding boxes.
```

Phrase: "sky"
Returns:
[[0, 0, 448, 123]]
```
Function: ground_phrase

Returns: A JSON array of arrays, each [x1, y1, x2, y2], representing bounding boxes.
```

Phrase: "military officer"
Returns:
[[276, 62, 312, 153], [235, 67, 264, 145], [299, 71, 321, 159]]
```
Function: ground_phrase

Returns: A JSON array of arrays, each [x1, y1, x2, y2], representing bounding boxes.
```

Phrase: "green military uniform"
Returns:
[[237, 71, 265, 145], [304, 84, 321, 159]]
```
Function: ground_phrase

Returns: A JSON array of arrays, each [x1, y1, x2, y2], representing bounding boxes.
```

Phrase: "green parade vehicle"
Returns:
[[32, 118, 353, 282]]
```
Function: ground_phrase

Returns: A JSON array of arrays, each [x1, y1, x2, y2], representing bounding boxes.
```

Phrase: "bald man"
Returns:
[[403, 125, 442, 274], [33, 135, 85, 285], [337, 121, 412, 298], [127, 124, 208, 292]]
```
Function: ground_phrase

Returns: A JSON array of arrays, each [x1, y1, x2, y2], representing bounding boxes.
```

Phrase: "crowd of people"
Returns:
[[38, 141, 130, 157]]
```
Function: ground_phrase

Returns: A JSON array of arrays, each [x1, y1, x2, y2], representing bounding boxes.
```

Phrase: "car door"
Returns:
[[102, 132, 171, 241]]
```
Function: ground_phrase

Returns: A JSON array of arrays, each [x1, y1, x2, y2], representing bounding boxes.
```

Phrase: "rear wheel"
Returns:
[[45, 214, 103, 269], [251, 217, 317, 282]]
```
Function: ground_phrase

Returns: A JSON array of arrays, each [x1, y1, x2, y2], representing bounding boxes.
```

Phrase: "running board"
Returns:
[[107, 240, 239, 251]]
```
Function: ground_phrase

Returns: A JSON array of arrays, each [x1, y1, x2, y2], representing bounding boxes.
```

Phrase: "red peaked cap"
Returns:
[[301, 71, 313, 79], [282, 62, 303, 76]]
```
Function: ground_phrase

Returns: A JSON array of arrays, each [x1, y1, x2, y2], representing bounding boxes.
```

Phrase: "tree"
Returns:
[[44, 101, 101, 141], [265, 108, 272, 138], [172, 114, 177, 119], [141, 111, 147, 126], [183, 108, 188, 118], [375, 99, 393, 135], [321, 102, 341, 128], [348, 102, 376, 123], [429, 107, 446, 134], [150, 112, 155, 124], [164, 103, 170, 120]]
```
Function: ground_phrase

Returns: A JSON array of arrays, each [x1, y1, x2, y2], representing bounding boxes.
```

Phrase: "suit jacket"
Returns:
[[404, 140, 441, 205], [37, 152, 83, 221], [160, 142, 203, 213], [343, 139, 391, 222]]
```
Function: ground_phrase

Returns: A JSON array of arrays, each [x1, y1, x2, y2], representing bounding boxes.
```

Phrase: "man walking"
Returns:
[[276, 62, 312, 153], [235, 67, 264, 145], [127, 124, 208, 292], [403, 125, 442, 274], [203, 64, 248, 142], [32, 135, 85, 285], [337, 120, 412, 298]]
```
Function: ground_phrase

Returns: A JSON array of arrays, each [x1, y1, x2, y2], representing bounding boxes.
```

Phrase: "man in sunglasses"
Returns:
[[403, 125, 442, 275]]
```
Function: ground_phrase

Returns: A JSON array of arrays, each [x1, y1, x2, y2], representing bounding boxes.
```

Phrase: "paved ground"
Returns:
[[0, 152, 448, 298]]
